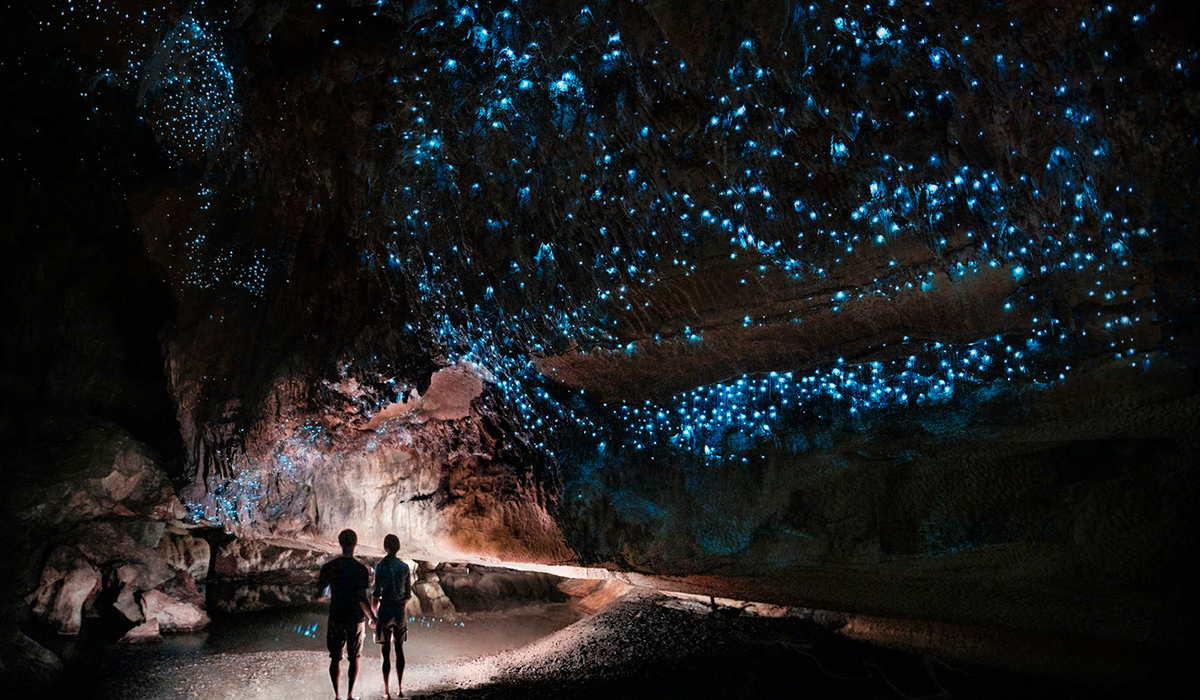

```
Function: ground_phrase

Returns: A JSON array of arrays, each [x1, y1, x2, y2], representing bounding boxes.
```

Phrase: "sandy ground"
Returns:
[[77, 593, 1113, 700]]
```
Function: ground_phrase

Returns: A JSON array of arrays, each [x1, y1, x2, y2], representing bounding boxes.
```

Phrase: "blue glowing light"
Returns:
[[68, 0, 1173, 532]]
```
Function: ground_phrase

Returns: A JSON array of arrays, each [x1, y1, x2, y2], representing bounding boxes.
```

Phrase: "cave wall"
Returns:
[[3, 0, 1199, 681]]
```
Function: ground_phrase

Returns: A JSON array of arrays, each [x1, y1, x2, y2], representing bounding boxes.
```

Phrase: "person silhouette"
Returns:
[[372, 533, 413, 699], [317, 529, 377, 700]]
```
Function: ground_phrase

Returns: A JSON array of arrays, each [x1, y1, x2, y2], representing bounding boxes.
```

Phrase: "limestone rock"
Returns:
[[362, 364, 485, 429], [119, 619, 162, 643], [141, 589, 209, 633], [158, 532, 211, 581], [26, 546, 82, 618], [50, 563, 102, 635], [412, 578, 455, 616], [113, 565, 144, 624], [213, 539, 327, 578], [160, 571, 207, 608], [26, 546, 102, 635], [5, 421, 183, 531], [557, 578, 604, 599], [576, 580, 632, 615], [435, 565, 568, 612], [73, 520, 174, 590]]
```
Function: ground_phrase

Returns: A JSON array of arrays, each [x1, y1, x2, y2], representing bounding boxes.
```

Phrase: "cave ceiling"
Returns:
[[5, 0, 1200, 632]]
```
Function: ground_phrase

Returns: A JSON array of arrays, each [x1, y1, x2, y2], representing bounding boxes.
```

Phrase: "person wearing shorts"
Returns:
[[372, 533, 412, 699], [318, 529, 376, 700]]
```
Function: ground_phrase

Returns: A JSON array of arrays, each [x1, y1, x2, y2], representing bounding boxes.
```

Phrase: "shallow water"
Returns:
[[61, 594, 1122, 700], [111, 602, 579, 660], [83, 602, 582, 699]]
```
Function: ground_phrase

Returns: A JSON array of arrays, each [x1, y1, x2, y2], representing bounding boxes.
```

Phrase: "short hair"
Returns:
[[383, 533, 400, 554], [338, 529, 358, 549]]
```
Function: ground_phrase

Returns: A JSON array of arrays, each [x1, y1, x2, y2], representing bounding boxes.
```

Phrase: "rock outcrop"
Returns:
[[26, 547, 101, 636], [140, 590, 208, 634], [4, 418, 210, 650], [412, 574, 456, 617]]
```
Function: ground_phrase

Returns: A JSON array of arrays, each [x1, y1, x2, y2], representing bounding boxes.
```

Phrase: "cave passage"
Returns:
[[2, 0, 1197, 697]]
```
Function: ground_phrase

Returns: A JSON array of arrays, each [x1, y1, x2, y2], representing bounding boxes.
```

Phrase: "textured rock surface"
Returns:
[[413, 576, 457, 617], [3, 0, 1199, 689], [119, 619, 162, 644], [574, 580, 632, 616], [0, 421, 209, 664], [213, 539, 328, 579], [439, 565, 568, 613], [27, 548, 102, 635], [157, 530, 212, 583], [4, 420, 184, 531], [140, 589, 209, 634]]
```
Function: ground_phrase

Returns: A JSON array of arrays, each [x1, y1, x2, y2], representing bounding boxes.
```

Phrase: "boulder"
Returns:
[[412, 577, 455, 616], [26, 523, 203, 633], [26, 546, 102, 635], [49, 563, 102, 634], [112, 566, 144, 624], [73, 520, 173, 590], [141, 589, 209, 633], [5, 421, 183, 531], [26, 546, 83, 618], [119, 619, 162, 643], [160, 571, 207, 608]]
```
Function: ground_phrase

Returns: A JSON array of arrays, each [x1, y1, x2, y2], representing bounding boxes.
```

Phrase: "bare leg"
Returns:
[[395, 642, 405, 697], [329, 658, 342, 699], [381, 640, 394, 699], [347, 656, 360, 699]]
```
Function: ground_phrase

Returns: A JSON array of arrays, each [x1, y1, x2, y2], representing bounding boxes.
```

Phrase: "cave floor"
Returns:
[[76, 593, 1116, 700]]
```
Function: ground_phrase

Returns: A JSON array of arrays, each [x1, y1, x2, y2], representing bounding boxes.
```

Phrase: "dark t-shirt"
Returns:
[[373, 555, 411, 615], [318, 555, 372, 624]]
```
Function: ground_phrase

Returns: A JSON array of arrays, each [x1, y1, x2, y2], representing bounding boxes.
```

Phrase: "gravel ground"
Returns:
[[74, 592, 1112, 700]]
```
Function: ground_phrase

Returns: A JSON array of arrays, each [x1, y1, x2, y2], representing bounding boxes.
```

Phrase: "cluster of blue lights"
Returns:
[[139, 10, 237, 163], [153, 187, 275, 297], [57, 1, 1193, 542], [412, 615, 466, 628], [364, 0, 1179, 467], [620, 331, 1062, 460], [42, 3, 240, 163]]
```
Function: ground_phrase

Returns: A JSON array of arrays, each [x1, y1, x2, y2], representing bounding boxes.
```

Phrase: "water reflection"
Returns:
[[113, 602, 580, 664]]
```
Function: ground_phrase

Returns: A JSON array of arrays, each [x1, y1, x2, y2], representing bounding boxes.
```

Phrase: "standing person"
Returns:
[[372, 534, 412, 699], [318, 529, 377, 700]]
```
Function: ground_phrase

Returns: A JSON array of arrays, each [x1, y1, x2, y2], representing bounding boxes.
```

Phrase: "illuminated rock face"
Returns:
[[4, 0, 1199, 674]]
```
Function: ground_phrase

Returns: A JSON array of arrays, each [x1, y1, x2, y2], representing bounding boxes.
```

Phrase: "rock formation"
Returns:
[[3, 0, 1198, 692]]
